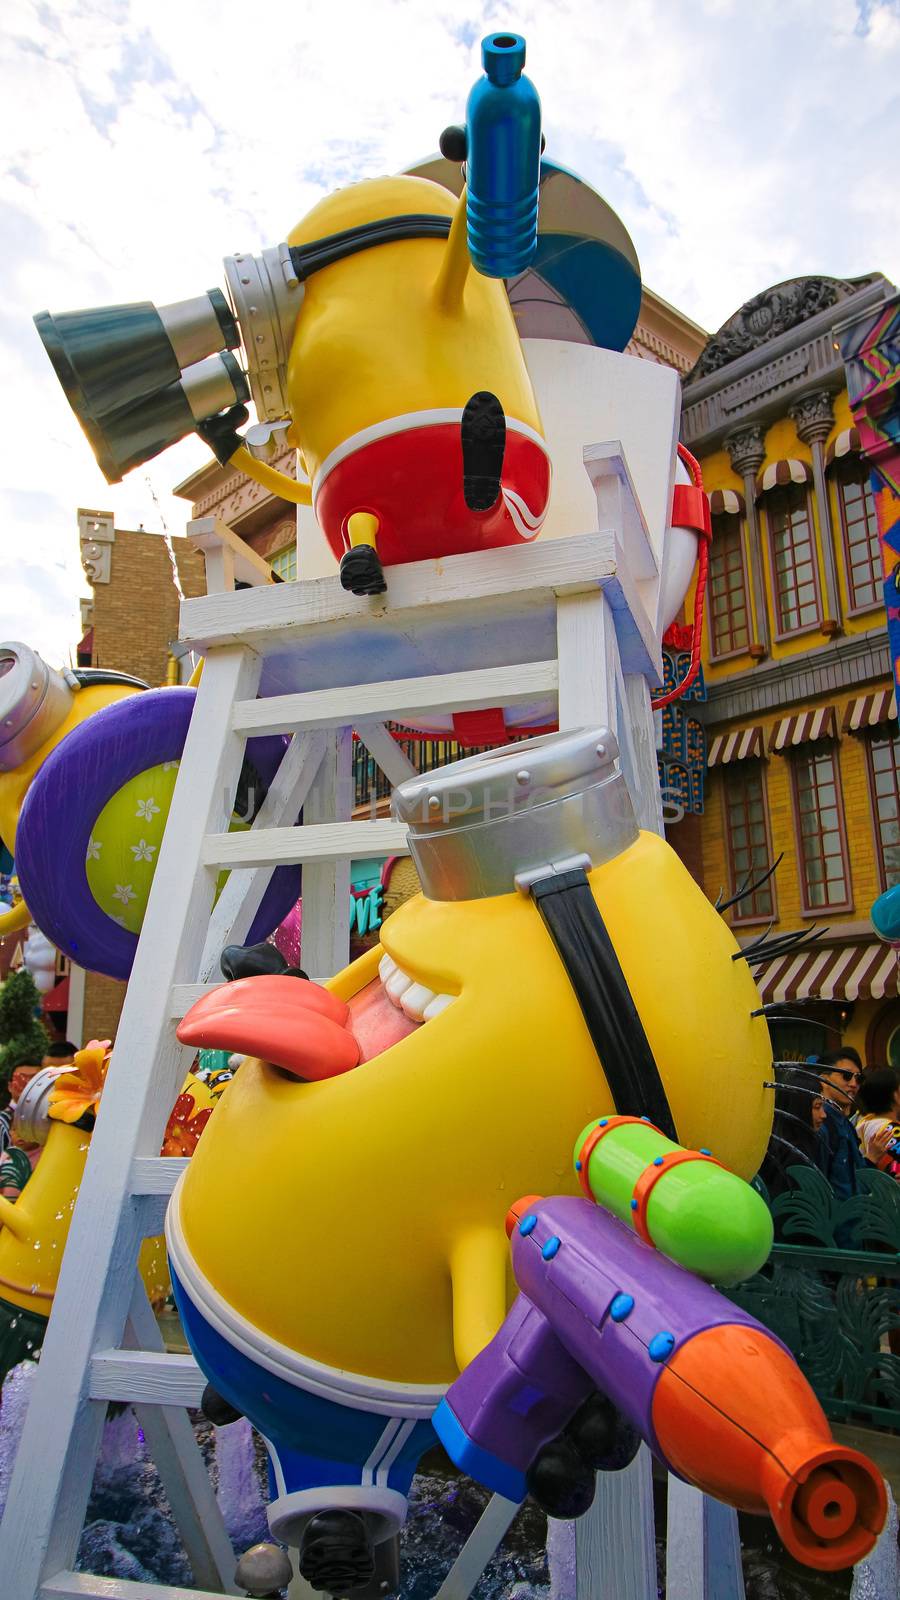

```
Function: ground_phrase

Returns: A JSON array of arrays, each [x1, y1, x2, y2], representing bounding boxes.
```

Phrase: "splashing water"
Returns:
[[213, 1417, 267, 1551], [0, 1362, 38, 1512]]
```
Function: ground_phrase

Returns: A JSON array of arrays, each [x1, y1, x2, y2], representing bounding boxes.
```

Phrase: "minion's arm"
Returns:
[[0, 900, 32, 938], [0, 1195, 28, 1241], [449, 1225, 509, 1371], [433, 187, 472, 315], [228, 445, 313, 507], [196, 412, 312, 506]]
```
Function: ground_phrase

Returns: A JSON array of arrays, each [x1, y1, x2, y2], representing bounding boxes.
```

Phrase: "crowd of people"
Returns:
[[764, 1046, 900, 1239]]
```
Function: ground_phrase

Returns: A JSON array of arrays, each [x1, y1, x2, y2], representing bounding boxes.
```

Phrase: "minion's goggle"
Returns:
[[33, 215, 453, 485]]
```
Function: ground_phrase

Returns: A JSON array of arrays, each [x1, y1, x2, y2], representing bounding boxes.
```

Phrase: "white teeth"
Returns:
[[400, 983, 435, 1021], [378, 952, 455, 1023], [385, 967, 414, 1002], [423, 993, 454, 1021]]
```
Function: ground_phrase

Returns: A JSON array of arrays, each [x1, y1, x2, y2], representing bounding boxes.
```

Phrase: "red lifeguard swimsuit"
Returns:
[[313, 409, 552, 566]]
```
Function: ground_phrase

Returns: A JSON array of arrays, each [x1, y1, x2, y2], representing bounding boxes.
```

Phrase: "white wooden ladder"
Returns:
[[0, 492, 726, 1600]]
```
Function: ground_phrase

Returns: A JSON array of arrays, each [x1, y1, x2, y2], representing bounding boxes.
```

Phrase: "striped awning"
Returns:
[[708, 726, 764, 767], [755, 458, 814, 499], [754, 941, 899, 1004], [825, 426, 861, 469], [770, 706, 837, 753], [843, 688, 897, 733], [708, 488, 746, 517]]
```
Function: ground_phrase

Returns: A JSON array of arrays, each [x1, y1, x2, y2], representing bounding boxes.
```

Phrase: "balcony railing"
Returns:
[[730, 1165, 900, 1432], [352, 728, 492, 810]]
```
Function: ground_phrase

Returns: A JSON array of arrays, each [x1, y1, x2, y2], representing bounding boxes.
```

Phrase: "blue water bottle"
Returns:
[[465, 32, 542, 279]]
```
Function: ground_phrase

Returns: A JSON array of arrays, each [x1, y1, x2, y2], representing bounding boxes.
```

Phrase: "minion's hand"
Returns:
[[526, 1393, 641, 1519], [197, 403, 250, 465]]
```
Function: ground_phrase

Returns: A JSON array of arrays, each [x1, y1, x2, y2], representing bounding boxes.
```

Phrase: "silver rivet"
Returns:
[[241, 277, 251, 285], [248, 305, 257, 314], [515, 769, 530, 785], [596, 743, 607, 758], [255, 334, 265, 344], [428, 795, 441, 812]]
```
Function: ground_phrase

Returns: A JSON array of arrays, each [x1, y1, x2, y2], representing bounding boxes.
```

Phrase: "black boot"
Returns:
[[340, 546, 387, 596], [333, 1532, 400, 1598], [200, 1382, 243, 1427], [461, 391, 506, 512], [298, 1510, 375, 1594]]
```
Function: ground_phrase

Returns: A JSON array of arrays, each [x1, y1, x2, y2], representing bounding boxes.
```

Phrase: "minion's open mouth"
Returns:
[[377, 952, 455, 1024], [175, 956, 457, 1083]]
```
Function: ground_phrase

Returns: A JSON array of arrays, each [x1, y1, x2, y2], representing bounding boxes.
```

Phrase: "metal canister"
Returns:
[[392, 727, 638, 901], [0, 644, 75, 772], [13, 1065, 73, 1147]]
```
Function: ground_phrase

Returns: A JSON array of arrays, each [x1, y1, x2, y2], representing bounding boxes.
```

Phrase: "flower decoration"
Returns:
[[161, 1090, 213, 1158], [48, 1040, 111, 1126]]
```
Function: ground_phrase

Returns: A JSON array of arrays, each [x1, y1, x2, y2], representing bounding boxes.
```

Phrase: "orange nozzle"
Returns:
[[504, 1195, 544, 1239], [759, 1438, 886, 1571], [652, 1325, 886, 1571]]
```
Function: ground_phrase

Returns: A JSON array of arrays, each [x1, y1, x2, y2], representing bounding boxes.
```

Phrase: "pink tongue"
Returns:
[[348, 977, 420, 1063]]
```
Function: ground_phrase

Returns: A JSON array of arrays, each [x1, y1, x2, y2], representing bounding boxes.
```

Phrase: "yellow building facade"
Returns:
[[680, 273, 900, 1066]]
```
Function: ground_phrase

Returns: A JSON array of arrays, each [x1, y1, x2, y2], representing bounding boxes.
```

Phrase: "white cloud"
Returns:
[[1, 0, 897, 665]]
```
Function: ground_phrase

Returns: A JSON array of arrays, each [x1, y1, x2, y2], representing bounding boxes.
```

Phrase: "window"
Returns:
[[866, 725, 900, 889], [766, 484, 822, 635], [722, 762, 776, 923], [708, 512, 751, 658], [791, 744, 852, 912], [836, 463, 882, 612], [270, 544, 297, 582]]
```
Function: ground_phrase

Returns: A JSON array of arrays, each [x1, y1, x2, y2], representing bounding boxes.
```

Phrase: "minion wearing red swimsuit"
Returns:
[[221, 172, 551, 595]]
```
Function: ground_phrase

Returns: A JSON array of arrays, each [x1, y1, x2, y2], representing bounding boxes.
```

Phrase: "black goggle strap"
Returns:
[[529, 868, 678, 1141], [288, 214, 453, 281]]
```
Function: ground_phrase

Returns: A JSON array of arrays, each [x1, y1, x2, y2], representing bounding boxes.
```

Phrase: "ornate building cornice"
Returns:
[[681, 275, 892, 453], [689, 276, 877, 381]]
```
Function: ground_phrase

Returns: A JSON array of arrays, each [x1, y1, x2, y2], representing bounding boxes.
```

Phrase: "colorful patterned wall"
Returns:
[[837, 295, 900, 698]]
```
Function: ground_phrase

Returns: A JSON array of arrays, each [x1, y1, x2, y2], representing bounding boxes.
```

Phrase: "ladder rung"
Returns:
[[179, 528, 617, 651], [43, 1572, 234, 1599], [89, 1350, 205, 1407], [232, 659, 559, 736], [170, 982, 222, 1019], [202, 819, 409, 871], [131, 1157, 190, 1196]]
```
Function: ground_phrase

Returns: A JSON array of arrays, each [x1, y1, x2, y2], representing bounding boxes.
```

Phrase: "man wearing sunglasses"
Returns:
[[815, 1050, 894, 1241]]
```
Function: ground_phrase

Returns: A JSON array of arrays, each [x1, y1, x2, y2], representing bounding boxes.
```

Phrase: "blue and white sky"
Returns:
[[2, 0, 899, 664]]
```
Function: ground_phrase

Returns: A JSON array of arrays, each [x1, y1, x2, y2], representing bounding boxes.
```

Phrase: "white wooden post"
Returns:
[[575, 1447, 657, 1600], [66, 963, 86, 1049], [666, 1478, 745, 1600], [432, 1495, 521, 1600], [556, 590, 618, 733], [624, 674, 665, 835], [299, 726, 354, 982]]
